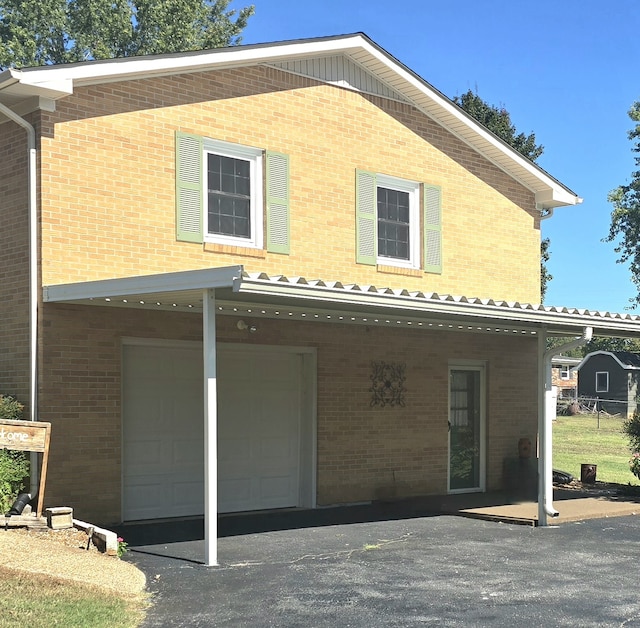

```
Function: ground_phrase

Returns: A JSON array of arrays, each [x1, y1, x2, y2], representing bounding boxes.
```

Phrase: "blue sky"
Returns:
[[234, 0, 640, 313]]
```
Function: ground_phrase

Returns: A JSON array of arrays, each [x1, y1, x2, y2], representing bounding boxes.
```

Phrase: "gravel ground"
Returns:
[[0, 525, 146, 598]]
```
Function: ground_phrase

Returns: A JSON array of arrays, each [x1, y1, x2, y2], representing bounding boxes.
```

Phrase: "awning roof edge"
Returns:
[[42, 268, 640, 338], [42, 265, 243, 302]]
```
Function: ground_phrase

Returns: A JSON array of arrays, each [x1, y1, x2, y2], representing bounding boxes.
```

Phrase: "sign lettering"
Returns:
[[0, 419, 51, 517]]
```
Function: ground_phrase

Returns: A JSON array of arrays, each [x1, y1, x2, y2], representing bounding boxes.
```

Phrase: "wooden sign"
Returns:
[[0, 419, 51, 518]]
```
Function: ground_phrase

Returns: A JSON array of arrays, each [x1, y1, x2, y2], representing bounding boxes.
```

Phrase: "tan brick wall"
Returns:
[[39, 65, 541, 304], [41, 303, 537, 524]]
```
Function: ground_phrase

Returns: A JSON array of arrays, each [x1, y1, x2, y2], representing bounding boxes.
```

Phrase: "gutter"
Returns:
[[538, 326, 593, 525], [0, 102, 38, 495]]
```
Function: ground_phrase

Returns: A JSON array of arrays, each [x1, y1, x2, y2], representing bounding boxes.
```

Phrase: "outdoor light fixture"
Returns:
[[236, 320, 257, 333]]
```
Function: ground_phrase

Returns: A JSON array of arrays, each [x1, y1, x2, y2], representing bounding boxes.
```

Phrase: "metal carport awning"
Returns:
[[43, 265, 640, 339], [43, 265, 640, 565]]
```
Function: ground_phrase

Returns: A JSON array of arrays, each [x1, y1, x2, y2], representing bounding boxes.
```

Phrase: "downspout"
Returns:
[[538, 326, 592, 526], [0, 102, 38, 495]]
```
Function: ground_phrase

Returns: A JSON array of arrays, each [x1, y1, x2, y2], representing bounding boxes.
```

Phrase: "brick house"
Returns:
[[551, 355, 580, 399], [2, 33, 640, 563]]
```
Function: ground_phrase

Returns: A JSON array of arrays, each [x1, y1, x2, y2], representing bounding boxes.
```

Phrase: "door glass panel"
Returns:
[[449, 369, 481, 490]]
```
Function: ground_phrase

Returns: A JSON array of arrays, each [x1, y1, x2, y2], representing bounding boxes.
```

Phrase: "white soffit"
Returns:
[[266, 55, 411, 104], [43, 269, 640, 339], [1, 34, 579, 208]]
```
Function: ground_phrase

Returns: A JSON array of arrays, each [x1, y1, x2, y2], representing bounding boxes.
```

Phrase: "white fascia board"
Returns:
[[17, 35, 366, 88], [355, 39, 580, 209], [43, 265, 243, 302], [0, 70, 72, 99], [7, 33, 578, 206]]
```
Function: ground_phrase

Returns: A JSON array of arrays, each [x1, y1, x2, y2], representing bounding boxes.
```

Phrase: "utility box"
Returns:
[[46, 507, 74, 530]]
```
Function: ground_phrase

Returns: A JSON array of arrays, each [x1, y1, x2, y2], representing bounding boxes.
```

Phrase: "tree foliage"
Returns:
[[454, 89, 549, 300], [605, 100, 640, 308], [453, 89, 544, 163], [0, 0, 254, 69], [540, 237, 552, 302], [582, 336, 640, 356]]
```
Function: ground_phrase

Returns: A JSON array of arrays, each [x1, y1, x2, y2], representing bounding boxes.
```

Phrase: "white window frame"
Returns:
[[560, 365, 571, 380], [595, 371, 609, 393], [376, 174, 420, 270], [203, 138, 263, 249]]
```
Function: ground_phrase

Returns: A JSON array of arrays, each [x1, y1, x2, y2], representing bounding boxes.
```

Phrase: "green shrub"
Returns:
[[0, 395, 24, 421], [0, 450, 30, 513], [0, 395, 29, 514], [622, 410, 640, 454]]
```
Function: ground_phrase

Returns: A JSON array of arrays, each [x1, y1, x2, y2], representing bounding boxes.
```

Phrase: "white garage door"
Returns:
[[122, 342, 304, 520]]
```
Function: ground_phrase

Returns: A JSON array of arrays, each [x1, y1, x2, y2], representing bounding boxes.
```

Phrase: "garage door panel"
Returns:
[[259, 437, 295, 460], [218, 478, 252, 509], [124, 439, 162, 467], [172, 480, 204, 508], [172, 440, 203, 465]]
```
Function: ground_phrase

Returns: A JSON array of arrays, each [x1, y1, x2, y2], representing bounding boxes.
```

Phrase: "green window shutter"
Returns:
[[423, 184, 442, 274], [356, 169, 377, 265], [175, 131, 203, 243], [266, 151, 290, 254]]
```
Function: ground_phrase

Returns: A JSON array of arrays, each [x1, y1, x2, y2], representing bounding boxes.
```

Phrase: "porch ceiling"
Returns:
[[42, 266, 640, 339]]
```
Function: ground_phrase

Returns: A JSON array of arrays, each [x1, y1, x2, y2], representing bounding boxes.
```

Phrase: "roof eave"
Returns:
[[1, 33, 580, 208]]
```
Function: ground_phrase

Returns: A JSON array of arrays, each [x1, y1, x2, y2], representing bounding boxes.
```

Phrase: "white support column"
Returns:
[[538, 326, 593, 526], [537, 328, 551, 527], [203, 289, 218, 566]]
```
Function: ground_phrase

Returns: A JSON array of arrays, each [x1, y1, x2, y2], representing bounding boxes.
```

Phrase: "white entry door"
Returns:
[[122, 342, 307, 520]]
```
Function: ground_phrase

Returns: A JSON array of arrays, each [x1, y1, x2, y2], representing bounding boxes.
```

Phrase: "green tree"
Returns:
[[454, 89, 549, 301], [0, 0, 254, 68], [540, 237, 552, 302], [581, 336, 640, 356], [453, 89, 544, 162], [605, 100, 640, 307]]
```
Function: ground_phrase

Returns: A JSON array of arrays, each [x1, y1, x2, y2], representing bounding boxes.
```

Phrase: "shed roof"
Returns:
[[577, 351, 640, 371]]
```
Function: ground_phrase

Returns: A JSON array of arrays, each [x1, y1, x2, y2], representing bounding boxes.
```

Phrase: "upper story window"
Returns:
[[356, 169, 442, 273], [560, 365, 571, 380], [176, 132, 289, 253], [204, 139, 262, 248], [376, 175, 420, 268], [595, 371, 609, 393]]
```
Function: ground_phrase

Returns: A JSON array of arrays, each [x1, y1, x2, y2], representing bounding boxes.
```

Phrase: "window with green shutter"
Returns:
[[356, 170, 441, 273], [176, 131, 290, 254]]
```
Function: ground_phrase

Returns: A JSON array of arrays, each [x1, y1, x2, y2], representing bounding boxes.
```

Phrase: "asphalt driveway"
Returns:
[[125, 513, 640, 627]]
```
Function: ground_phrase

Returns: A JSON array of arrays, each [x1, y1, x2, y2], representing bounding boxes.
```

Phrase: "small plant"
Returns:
[[630, 453, 640, 480], [0, 395, 29, 513], [117, 537, 129, 558], [0, 450, 30, 514], [622, 410, 640, 452], [0, 395, 25, 421], [622, 411, 640, 479]]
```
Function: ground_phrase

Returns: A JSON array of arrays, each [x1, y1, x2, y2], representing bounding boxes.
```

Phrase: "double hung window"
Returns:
[[204, 139, 262, 247], [176, 132, 289, 253], [356, 169, 442, 273]]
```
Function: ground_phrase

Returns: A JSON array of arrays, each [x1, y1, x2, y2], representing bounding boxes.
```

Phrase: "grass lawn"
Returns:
[[553, 413, 640, 486], [0, 568, 146, 628]]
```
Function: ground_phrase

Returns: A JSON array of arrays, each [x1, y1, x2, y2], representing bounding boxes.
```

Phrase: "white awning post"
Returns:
[[538, 326, 593, 526], [537, 328, 556, 526], [203, 289, 218, 566]]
